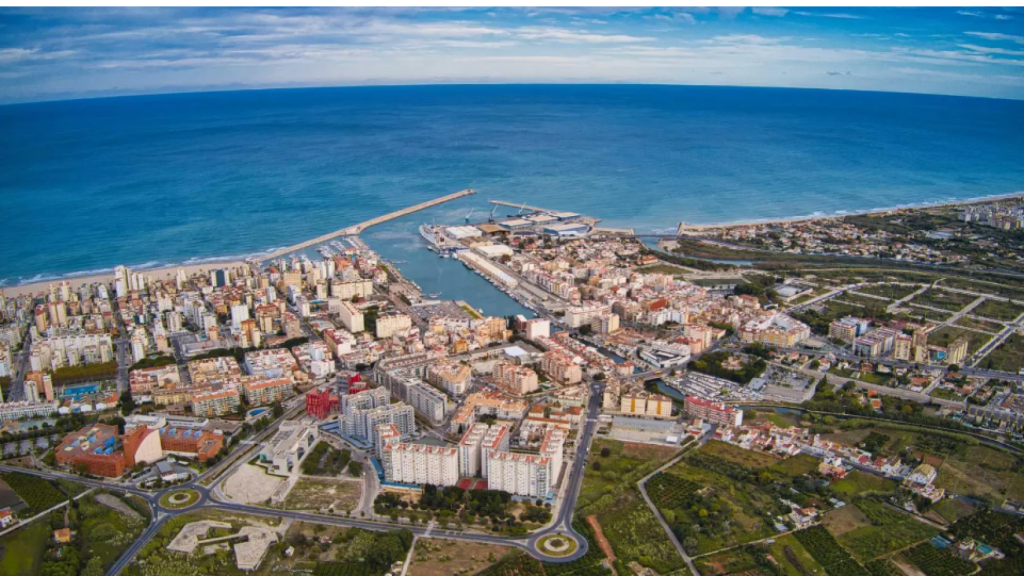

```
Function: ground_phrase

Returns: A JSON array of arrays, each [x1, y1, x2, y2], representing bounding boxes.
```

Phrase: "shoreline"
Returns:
[[3, 190, 1022, 295], [2, 261, 246, 298], [675, 191, 1024, 232]]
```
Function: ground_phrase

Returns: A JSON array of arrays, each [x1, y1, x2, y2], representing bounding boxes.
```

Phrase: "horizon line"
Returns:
[[4, 80, 1023, 109]]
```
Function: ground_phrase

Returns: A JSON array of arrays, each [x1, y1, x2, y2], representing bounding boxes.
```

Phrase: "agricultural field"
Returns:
[[910, 289, 979, 313], [980, 333, 1024, 374], [938, 278, 1024, 301], [281, 478, 361, 512], [576, 439, 686, 575], [830, 471, 898, 497], [971, 298, 1024, 322], [657, 447, 783, 554], [695, 546, 759, 576], [767, 533, 828, 576], [407, 538, 509, 576], [836, 499, 939, 560], [901, 543, 976, 576], [793, 526, 869, 576], [0, 471, 81, 514]]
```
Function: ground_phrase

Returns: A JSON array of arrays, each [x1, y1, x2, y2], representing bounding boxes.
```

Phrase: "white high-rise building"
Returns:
[[382, 442, 459, 487], [458, 423, 509, 478], [230, 304, 250, 331]]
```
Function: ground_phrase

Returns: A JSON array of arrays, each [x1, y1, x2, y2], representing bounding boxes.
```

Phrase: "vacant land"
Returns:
[[981, 333, 1024, 374], [301, 441, 351, 476], [928, 325, 991, 356], [769, 454, 820, 478], [931, 498, 975, 525], [954, 315, 1004, 333], [700, 439, 781, 469], [282, 478, 361, 512], [822, 504, 873, 537], [641, 264, 693, 276], [911, 289, 978, 313], [695, 547, 759, 576], [935, 443, 1024, 501], [853, 284, 922, 301], [972, 298, 1024, 322], [223, 463, 284, 504], [407, 538, 508, 576]]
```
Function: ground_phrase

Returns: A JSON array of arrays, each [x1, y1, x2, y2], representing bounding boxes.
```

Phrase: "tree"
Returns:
[[591, 461, 602, 471], [600, 447, 611, 458], [118, 391, 136, 416]]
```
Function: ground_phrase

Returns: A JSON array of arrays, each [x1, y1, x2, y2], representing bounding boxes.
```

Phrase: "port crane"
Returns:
[[518, 201, 528, 215], [464, 208, 475, 223], [487, 205, 498, 223]]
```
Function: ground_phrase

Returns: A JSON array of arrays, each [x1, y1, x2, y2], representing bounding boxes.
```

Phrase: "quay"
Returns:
[[261, 188, 475, 260]]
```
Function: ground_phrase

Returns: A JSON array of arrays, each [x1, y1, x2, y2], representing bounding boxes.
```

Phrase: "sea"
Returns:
[[2, 84, 1024, 316]]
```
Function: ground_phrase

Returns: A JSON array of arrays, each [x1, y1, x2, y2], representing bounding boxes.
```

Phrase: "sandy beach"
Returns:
[[1, 261, 247, 299]]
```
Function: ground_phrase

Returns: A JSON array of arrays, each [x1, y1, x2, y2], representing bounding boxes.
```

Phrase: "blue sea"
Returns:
[[2, 84, 1023, 315]]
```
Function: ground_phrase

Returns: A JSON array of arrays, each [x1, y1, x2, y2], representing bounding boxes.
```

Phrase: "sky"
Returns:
[[1, 6, 1023, 103]]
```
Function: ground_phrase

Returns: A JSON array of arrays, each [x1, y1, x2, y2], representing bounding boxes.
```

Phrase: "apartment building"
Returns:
[[493, 360, 539, 395], [192, 388, 241, 418], [129, 364, 181, 395], [407, 381, 449, 424], [375, 312, 412, 339], [458, 423, 509, 478], [338, 301, 365, 333], [243, 377, 293, 407], [540, 350, 582, 384], [684, 396, 743, 427], [487, 451, 551, 498], [426, 361, 472, 396], [382, 442, 459, 487]]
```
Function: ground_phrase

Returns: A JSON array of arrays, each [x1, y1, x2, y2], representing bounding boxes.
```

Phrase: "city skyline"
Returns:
[[1, 6, 1023, 104]]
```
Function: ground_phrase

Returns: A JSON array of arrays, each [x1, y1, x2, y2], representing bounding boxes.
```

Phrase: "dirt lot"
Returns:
[[407, 538, 510, 576], [586, 514, 616, 563], [619, 441, 680, 462], [223, 464, 284, 504], [282, 478, 361, 512]]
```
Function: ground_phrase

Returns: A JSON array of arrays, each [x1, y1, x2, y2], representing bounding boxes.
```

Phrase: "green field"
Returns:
[[768, 454, 820, 478], [768, 533, 828, 576], [980, 333, 1024, 374], [837, 500, 939, 560], [0, 519, 50, 576], [699, 440, 781, 469], [830, 471, 899, 497]]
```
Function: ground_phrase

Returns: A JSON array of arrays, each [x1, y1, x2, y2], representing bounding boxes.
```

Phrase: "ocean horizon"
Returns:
[[3, 83, 1024, 289]]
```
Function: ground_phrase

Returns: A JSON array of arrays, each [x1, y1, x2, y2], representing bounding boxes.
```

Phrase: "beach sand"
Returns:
[[1, 261, 246, 299]]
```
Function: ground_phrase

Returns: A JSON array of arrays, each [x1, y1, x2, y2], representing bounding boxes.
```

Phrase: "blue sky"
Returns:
[[1, 7, 1023, 103]]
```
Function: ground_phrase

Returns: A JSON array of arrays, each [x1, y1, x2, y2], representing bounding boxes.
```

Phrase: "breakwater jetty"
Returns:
[[261, 188, 476, 260]]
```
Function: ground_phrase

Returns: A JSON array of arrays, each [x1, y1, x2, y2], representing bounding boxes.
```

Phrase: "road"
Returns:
[[637, 436, 705, 576], [0, 372, 605, 575]]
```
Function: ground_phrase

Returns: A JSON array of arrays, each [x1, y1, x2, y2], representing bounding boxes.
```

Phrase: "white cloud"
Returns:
[[965, 32, 1024, 44], [514, 27, 654, 44], [792, 11, 864, 20], [752, 8, 789, 17]]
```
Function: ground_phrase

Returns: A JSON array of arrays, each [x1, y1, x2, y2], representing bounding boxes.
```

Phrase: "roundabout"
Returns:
[[536, 533, 580, 558], [159, 489, 202, 510]]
